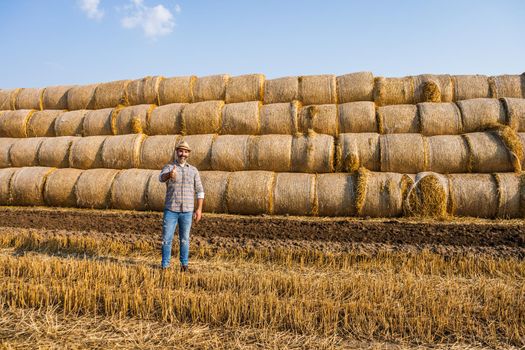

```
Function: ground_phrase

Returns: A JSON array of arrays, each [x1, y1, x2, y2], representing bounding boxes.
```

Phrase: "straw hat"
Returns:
[[176, 140, 192, 152]]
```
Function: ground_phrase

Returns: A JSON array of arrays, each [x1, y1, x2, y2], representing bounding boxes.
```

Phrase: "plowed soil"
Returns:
[[1, 207, 523, 252]]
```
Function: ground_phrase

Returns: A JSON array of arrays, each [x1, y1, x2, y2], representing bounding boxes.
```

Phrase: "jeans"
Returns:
[[161, 209, 193, 268]]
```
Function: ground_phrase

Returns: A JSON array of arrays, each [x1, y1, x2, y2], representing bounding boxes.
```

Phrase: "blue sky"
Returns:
[[0, 0, 524, 88]]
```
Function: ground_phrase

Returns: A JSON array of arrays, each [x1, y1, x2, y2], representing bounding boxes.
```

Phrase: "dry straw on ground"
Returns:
[[225, 74, 265, 103], [158, 76, 196, 105]]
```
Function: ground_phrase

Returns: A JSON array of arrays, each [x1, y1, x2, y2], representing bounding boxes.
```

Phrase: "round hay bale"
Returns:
[[43, 168, 83, 208], [427, 135, 469, 173], [113, 104, 154, 135], [221, 101, 261, 135], [358, 171, 408, 217], [493, 173, 521, 218], [380, 134, 427, 173], [193, 74, 230, 102], [453, 75, 491, 101], [418, 102, 462, 135], [27, 110, 62, 137], [520, 133, 525, 169], [69, 135, 108, 169], [298, 75, 337, 105], [10, 166, 55, 206], [225, 74, 265, 103], [501, 97, 525, 131], [374, 76, 415, 106], [9, 138, 44, 167], [336, 72, 374, 103], [377, 104, 419, 134], [405, 172, 449, 218], [248, 135, 292, 172], [291, 132, 334, 173], [42, 85, 74, 110], [338, 101, 377, 133], [111, 169, 153, 210], [182, 134, 214, 170], [54, 110, 88, 136], [15, 88, 44, 110], [336, 133, 380, 172], [158, 76, 196, 105], [200, 171, 229, 213], [145, 170, 165, 211], [148, 103, 186, 135], [263, 76, 298, 104], [75, 168, 120, 209], [273, 172, 316, 216], [0, 110, 34, 137], [82, 108, 114, 136], [0, 138, 17, 167], [413, 75, 454, 103], [458, 98, 506, 133], [490, 75, 524, 99], [140, 135, 181, 169], [226, 171, 274, 215], [92, 80, 130, 109], [463, 132, 513, 172], [38, 136, 78, 168], [0, 168, 17, 205], [299, 104, 338, 136], [126, 76, 164, 105], [259, 102, 299, 135], [448, 174, 498, 218], [0, 89, 20, 110], [211, 135, 250, 172], [182, 100, 224, 135], [101, 134, 145, 169], [67, 84, 97, 110], [316, 173, 356, 216]]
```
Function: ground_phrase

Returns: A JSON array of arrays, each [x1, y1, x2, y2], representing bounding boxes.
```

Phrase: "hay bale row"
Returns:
[[406, 172, 524, 218], [2, 97, 524, 138], [338, 131, 525, 174]]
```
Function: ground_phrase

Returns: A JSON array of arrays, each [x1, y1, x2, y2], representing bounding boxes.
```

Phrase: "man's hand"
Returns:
[[193, 209, 202, 224], [169, 167, 176, 180]]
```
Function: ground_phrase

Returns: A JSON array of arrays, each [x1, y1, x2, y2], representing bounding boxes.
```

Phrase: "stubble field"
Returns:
[[0, 207, 523, 349]]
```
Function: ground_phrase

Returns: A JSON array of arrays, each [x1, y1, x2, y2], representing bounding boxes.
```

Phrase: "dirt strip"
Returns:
[[0, 207, 524, 249]]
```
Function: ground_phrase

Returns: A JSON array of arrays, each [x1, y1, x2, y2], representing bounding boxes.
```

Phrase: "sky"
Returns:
[[0, 0, 524, 88]]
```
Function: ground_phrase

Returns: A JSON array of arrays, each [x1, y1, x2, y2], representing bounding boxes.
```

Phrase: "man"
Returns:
[[158, 140, 204, 272]]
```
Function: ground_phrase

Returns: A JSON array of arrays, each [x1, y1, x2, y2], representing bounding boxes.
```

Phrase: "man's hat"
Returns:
[[176, 140, 192, 152]]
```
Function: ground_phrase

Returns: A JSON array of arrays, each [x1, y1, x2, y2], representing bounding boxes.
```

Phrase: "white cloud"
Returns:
[[121, 0, 176, 39], [79, 0, 104, 20]]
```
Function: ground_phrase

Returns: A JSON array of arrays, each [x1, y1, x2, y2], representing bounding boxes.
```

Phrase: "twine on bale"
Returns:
[[311, 174, 319, 216]]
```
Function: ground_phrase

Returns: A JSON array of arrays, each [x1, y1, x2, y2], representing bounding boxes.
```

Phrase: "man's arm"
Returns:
[[159, 164, 175, 183], [193, 170, 205, 223]]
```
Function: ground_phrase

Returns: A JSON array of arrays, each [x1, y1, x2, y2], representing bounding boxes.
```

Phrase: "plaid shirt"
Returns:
[[159, 160, 205, 212]]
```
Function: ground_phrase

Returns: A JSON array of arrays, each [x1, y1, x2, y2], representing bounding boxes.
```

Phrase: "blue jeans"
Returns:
[[161, 210, 193, 268]]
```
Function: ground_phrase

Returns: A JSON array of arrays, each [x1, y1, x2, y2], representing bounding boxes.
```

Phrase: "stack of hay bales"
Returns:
[[1, 72, 524, 218]]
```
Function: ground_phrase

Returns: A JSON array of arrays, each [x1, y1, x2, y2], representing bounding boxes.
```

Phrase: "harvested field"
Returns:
[[0, 207, 523, 349]]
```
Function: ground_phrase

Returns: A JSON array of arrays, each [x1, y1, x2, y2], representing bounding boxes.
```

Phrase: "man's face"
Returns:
[[177, 148, 190, 162]]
